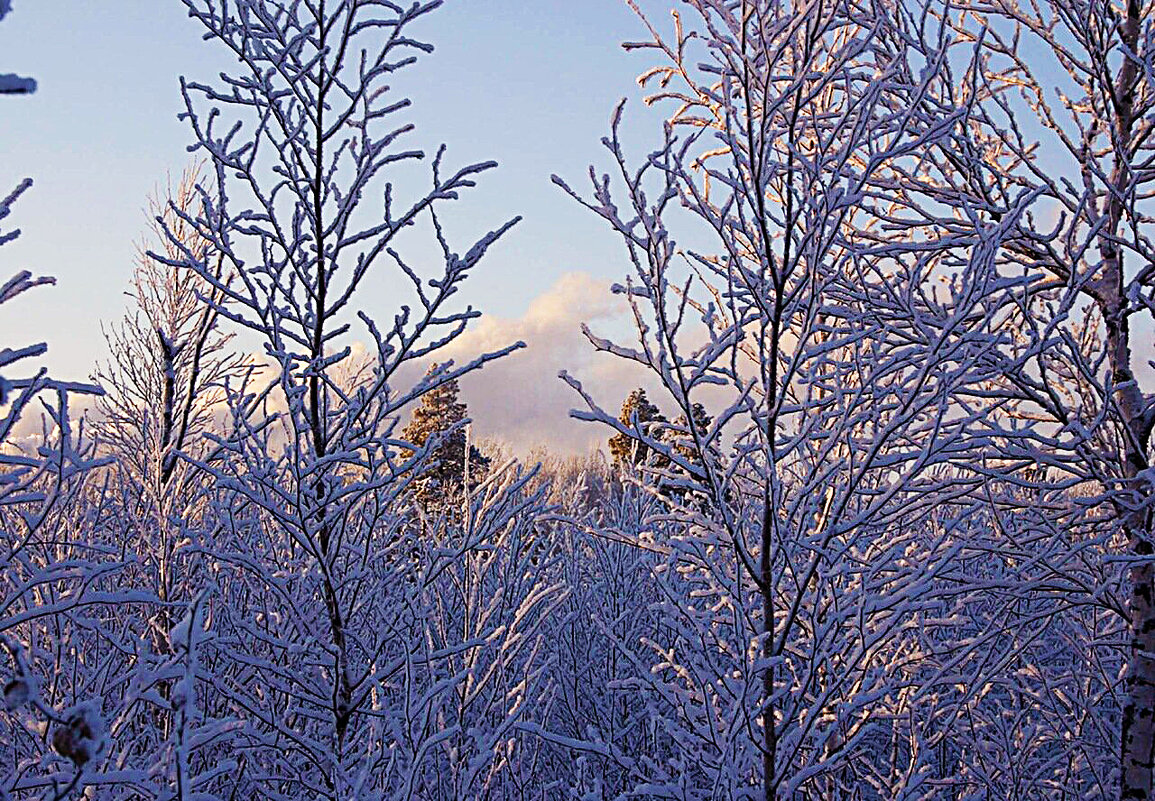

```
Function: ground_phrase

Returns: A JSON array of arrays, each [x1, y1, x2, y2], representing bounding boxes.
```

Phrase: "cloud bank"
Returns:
[[437, 271, 657, 456], [15, 273, 662, 461]]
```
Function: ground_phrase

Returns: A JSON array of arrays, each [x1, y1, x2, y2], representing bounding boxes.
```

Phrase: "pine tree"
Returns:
[[667, 402, 717, 510], [671, 403, 711, 463], [401, 365, 489, 510], [608, 388, 667, 471]]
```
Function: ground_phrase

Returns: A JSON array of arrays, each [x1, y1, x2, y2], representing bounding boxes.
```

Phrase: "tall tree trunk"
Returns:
[[762, 487, 777, 801], [1110, 309, 1155, 800], [1103, 1, 1155, 792]]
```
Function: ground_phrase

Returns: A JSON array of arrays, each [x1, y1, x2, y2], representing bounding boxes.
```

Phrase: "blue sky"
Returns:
[[0, 0, 668, 393], [5, 2, 1152, 455]]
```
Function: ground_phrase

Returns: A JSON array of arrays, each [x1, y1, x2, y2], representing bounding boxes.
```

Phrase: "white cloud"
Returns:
[[436, 271, 659, 456], [56, 272, 667, 460]]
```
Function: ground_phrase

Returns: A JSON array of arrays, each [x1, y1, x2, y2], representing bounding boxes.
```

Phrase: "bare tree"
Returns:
[[94, 165, 240, 630], [151, 1, 561, 796], [884, 0, 1155, 792], [554, 0, 1027, 796], [0, 13, 127, 792], [0, 221, 113, 801]]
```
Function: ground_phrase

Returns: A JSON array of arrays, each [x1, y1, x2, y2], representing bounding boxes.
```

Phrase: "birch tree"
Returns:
[[0, 9, 135, 792], [891, 0, 1155, 792], [554, 0, 1026, 796], [0, 192, 116, 800], [154, 1, 560, 796], [94, 166, 240, 646]]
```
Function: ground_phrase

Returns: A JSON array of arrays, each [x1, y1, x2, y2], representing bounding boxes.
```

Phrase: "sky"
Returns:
[[0, 0, 680, 454]]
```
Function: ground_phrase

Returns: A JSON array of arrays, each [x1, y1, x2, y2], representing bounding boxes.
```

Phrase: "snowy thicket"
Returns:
[[545, 0, 1154, 798], [549, 0, 1035, 794], [0, 222, 123, 801], [2, 0, 1154, 799], [907, 0, 1155, 792]]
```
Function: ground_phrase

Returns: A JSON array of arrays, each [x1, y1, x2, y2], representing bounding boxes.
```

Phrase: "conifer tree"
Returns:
[[667, 402, 717, 509], [671, 402, 711, 464], [401, 365, 489, 510], [608, 387, 667, 470]]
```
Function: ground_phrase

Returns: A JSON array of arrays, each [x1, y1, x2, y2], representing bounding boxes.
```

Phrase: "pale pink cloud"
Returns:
[[437, 271, 662, 456]]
